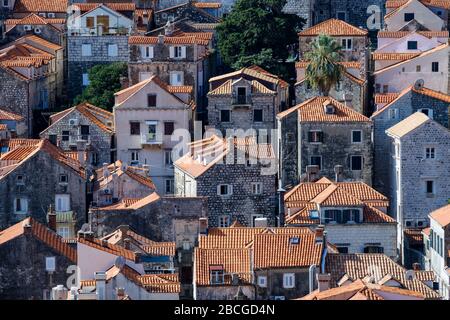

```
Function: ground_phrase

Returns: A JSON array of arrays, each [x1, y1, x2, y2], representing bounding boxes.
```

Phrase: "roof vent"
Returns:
[[405, 269, 415, 281], [325, 104, 335, 114], [290, 237, 300, 245], [414, 79, 424, 90]]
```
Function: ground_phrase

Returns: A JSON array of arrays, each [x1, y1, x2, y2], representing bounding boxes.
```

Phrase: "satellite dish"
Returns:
[[414, 79, 424, 90], [115, 256, 126, 270], [405, 270, 415, 281], [80, 223, 91, 233]]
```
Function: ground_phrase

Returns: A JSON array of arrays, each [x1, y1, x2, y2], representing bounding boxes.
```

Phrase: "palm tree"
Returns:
[[304, 34, 344, 96]]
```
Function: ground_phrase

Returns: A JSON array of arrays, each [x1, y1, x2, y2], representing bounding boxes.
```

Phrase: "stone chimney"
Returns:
[[254, 217, 268, 228], [315, 225, 325, 243], [317, 273, 331, 292], [199, 217, 208, 235], [306, 165, 320, 182], [47, 204, 57, 232], [116, 287, 126, 300], [334, 165, 344, 182], [158, 33, 164, 44], [95, 271, 107, 300]]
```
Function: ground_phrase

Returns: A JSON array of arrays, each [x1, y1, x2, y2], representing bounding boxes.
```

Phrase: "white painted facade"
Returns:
[[74, 5, 133, 36], [428, 216, 450, 299], [385, 0, 445, 31]]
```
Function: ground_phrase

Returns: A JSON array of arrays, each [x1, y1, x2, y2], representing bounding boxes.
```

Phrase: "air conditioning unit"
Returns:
[[24, 25, 32, 31], [68, 119, 78, 126]]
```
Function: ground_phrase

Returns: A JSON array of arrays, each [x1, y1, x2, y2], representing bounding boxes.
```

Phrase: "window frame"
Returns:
[[341, 38, 352, 51], [147, 94, 157, 108], [351, 130, 362, 143], [258, 276, 267, 288], [217, 184, 233, 196], [251, 182, 263, 195], [218, 215, 231, 228], [425, 147, 436, 159], [81, 44, 92, 57], [283, 273, 295, 289], [107, 44, 118, 57], [350, 155, 363, 171], [220, 109, 231, 123], [253, 109, 263, 123], [432, 62, 439, 73], [407, 41, 418, 50], [130, 121, 140, 135]]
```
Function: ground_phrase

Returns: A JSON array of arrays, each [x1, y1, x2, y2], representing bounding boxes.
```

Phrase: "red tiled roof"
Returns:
[[193, 2, 222, 8], [78, 237, 137, 261], [0, 108, 24, 121], [298, 19, 368, 37], [74, 3, 136, 12], [429, 204, 450, 227], [5, 13, 65, 26], [14, 0, 68, 13], [0, 217, 76, 262], [377, 31, 449, 38]]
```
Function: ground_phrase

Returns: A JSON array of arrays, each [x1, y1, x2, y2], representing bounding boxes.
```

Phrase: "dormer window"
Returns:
[[235, 87, 248, 104], [209, 265, 224, 285], [407, 41, 418, 50], [325, 104, 335, 114], [404, 13, 414, 22]]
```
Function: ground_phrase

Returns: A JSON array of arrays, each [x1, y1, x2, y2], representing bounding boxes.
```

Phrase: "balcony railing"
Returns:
[[141, 133, 163, 145], [68, 26, 131, 36], [69, 135, 91, 145], [232, 94, 252, 106]]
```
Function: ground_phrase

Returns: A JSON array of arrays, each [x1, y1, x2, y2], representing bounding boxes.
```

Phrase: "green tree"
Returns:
[[304, 34, 344, 96], [216, 0, 304, 80], [74, 62, 128, 111]]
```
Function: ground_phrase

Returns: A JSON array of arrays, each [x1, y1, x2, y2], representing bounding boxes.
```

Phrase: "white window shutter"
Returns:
[[169, 46, 174, 58], [217, 185, 221, 195], [149, 46, 154, 58], [181, 46, 186, 58], [140, 45, 145, 57]]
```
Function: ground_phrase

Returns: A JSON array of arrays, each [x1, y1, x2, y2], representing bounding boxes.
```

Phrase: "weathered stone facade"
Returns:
[[255, 268, 310, 299], [0, 224, 75, 300], [372, 89, 450, 196], [153, 2, 219, 27], [6, 25, 64, 46], [67, 35, 129, 99], [0, 145, 87, 229]]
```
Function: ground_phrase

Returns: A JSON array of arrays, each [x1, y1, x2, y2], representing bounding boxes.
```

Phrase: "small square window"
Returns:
[[165, 179, 174, 194], [59, 174, 68, 184], [308, 131, 323, 143], [351, 155, 362, 171], [352, 130, 362, 143], [220, 110, 231, 123], [217, 184, 232, 196], [341, 38, 352, 50], [107, 44, 118, 57], [404, 13, 414, 22], [425, 147, 435, 159], [283, 273, 295, 289], [45, 257, 56, 272], [416, 65, 421, 72], [130, 122, 140, 135], [258, 276, 267, 288], [16, 175, 25, 185], [388, 108, 398, 120], [426, 180, 434, 194], [62, 130, 70, 141], [407, 41, 417, 50], [253, 109, 263, 122]]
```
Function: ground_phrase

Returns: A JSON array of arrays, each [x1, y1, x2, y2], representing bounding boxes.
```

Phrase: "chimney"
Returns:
[[412, 263, 421, 271], [23, 220, 32, 235], [199, 217, 208, 235], [306, 165, 320, 182], [254, 217, 268, 228], [120, 76, 129, 90], [317, 273, 331, 292], [77, 229, 95, 241], [142, 10, 149, 25], [47, 204, 57, 232], [116, 287, 125, 300], [277, 182, 286, 227], [134, 251, 142, 264], [94, 271, 107, 300], [334, 165, 344, 182], [103, 163, 110, 178], [158, 33, 164, 44], [51, 285, 68, 300], [123, 238, 131, 250], [315, 225, 325, 243]]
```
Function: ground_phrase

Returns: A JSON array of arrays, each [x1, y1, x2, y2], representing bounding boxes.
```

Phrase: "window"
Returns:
[[59, 174, 68, 184], [55, 194, 70, 212], [82, 73, 90, 86], [382, 85, 389, 93], [336, 11, 347, 21], [258, 276, 267, 288], [218, 215, 230, 227], [352, 130, 362, 143], [2, 0, 9, 7], [308, 131, 323, 143], [253, 109, 263, 122], [432, 62, 439, 72], [210, 266, 224, 284], [16, 175, 25, 185], [170, 71, 183, 86], [310, 156, 322, 170], [236, 87, 247, 104], [147, 124, 157, 141], [337, 247, 349, 253], [147, 94, 157, 107], [97, 15, 110, 29], [283, 273, 295, 289], [419, 108, 433, 119], [80, 125, 89, 137], [351, 155, 362, 171], [364, 246, 384, 254], [141, 46, 154, 59], [164, 121, 175, 135], [404, 13, 414, 21], [57, 227, 70, 239], [217, 184, 233, 196], [130, 122, 140, 135], [131, 151, 139, 164], [341, 38, 352, 50], [62, 130, 70, 141], [388, 108, 398, 120], [220, 110, 231, 123], [45, 257, 56, 272], [14, 198, 28, 214], [165, 179, 174, 194], [375, 84, 381, 93], [81, 44, 92, 56], [164, 150, 173, 166], [171, 46, 185, 58], [426, 180, 434, 195], [107, 44, 118, 57], [252, 182, 262, 195], [425, 147, 435, 159], [86, 16, 94, 29], [407, 41, 418, 50], [416, 65, 421, 72]]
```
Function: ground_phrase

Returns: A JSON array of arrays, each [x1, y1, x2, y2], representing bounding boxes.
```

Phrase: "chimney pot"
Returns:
[[334, 165, 344, 182], [306, 165, 320, 182], [317, 273, 331, 292]]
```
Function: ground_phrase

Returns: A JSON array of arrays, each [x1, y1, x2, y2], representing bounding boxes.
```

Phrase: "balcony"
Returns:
[[141, 133, 163, 146], [69, 135, 91, 145], [232, 94, 252, 106], [68, 26, 131, 36]]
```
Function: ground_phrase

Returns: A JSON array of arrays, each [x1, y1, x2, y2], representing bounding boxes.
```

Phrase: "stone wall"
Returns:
[[195, 285, 255, 300], [255, 268, 310, 299], [7, 26, 63, 46], [0, 233, 74, 300], [279, 114, 300, 188]]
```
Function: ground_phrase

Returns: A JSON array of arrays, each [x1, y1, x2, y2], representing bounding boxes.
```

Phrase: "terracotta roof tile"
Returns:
[[193, 2, 222, 8], [386, 0, 450, 9], [0, 217, 76, 262], [298, 19, 368, 37], [78, 237, 137, 261], [0, 108, 24, 121], [372, 52, 420, 61], [429, 204, 450, 227], [5, 13, 65, 26], [374, 93, 400, 104], [75, 3, 136, 12], [377, 31, 449, 38], [386, 112, 430, 138], [14, 0, 68, 13]]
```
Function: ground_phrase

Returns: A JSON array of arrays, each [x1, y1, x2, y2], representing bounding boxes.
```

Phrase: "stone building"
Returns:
[[152, 1, 220, 28], [40, 102, 115, 167], [67, 3, 134, 99], [0, 217, 77, 300], [427, 204, 450, 299], [0, 108, 26, 137], [277, 96, 373, 188], [284, 177, 397, 259], [114, 75, 194, 194], [193, 223, 330, 300], [0, 35, 64, 136], [295, 61, 367, 114], [371, 85, 450, 196], [385, 112, 450, 263], [298, 19, 369, 77], [128, 23, 214, 117], [0, 139, 87, 230], [174, 134, 277, 227], [207, 66, 289, 137]]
